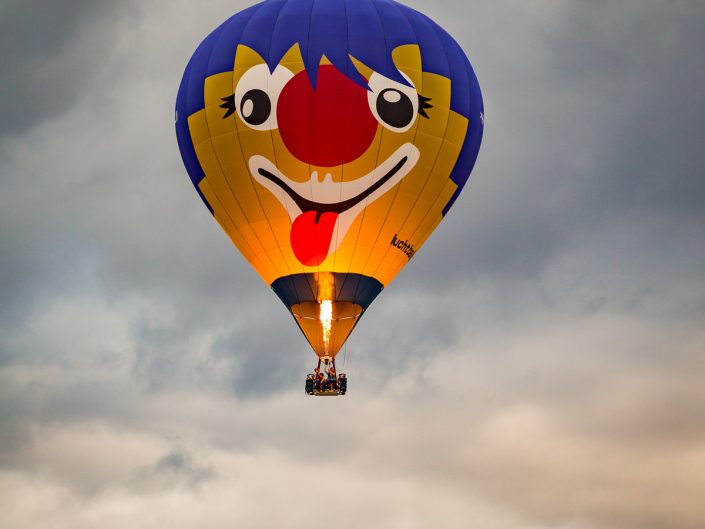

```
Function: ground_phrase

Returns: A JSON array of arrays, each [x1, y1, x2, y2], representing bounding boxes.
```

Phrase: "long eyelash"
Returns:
[[220, 94, 236, 119], [418, 94, 433, 119]]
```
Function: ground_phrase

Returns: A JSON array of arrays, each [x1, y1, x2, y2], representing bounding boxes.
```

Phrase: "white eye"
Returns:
[[233, 63, 293, 131], [367, 71, 419, 133]]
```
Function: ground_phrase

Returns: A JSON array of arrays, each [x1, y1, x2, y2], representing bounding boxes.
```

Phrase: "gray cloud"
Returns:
[[0, 0, 136, 139], [130, 445, 215, 492]]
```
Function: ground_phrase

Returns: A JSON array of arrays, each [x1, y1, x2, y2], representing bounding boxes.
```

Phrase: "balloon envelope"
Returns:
[[176, 0, 483, 358]]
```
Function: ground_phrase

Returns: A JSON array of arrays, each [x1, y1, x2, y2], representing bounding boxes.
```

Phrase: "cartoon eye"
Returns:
[[225, 63, 293, 131], [376, 89, 415, 129], [367, 71, 420, 133], [240, 89, 271, 126]]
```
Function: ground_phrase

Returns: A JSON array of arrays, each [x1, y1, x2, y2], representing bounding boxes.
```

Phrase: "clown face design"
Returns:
[[182, 41, 477, 285]]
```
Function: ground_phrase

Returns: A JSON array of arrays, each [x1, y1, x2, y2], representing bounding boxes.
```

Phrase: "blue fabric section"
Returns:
[[205, 7, 262, 108], [271, 273, 384, 310], [239, 0, 287, 64], [175, 44, 211, 212], [174, 19, 229, 213], [184, 26, 226, 117], [307, 0, 351, 87], [178, 0, 478, 115], [345, 0, 392, 85], [368, 0, 420, 87], [393, 3, 451, 86], [205, 3, 262, 77], [372, 0, 417, 53], [270, 0, 314, 72], [175, 4, 262, 214], [442, 41, 484, 216], [174, 118, 212, 213], [431, 22, 470, 118], [175, 62, 199, 176], [442, 123, 483, 216]]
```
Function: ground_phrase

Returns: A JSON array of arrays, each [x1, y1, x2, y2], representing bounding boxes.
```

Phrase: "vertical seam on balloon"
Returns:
[[185, 20, 278, 282], [372, 25, 463, 281], [353, 1, 436, 289], [200, 179, 271, 278], [197, 12, 278, 278], [336, 0, 390, 301], [265, 1, 308, 283], [235, 1, 300, 284], [365, 6, 456, 284], [301, 0, 318, 304], [309, 0, 322, 298], [401, 30, 473, 237], [373, 21, 469, 283], [330, 0, 352, 297], [352, 0, 424, 279], [440, 39, 481, 216], [200, 9, 281, 282], [178, 40, 214, 214], [211, 3, 299, 287], [265, 0, 318, 305], [340, 0, 382, 302]]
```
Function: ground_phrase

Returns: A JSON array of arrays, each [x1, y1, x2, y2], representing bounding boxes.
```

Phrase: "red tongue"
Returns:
[[290, 211, 338, 266]]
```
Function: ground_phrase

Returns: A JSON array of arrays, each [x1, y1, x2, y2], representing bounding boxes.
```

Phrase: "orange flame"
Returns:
[[316, 272, 334, 354]]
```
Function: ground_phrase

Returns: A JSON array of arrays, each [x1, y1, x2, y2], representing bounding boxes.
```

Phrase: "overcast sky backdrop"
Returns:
[[1, 1, 704, 528]]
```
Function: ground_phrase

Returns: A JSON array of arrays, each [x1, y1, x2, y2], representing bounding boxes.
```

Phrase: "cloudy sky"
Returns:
[[2, 0, 704, 528]]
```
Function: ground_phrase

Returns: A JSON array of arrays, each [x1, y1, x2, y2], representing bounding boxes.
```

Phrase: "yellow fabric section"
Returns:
[[198, 178, 277, 281], [277, 43, 307, 75], [232, 44, 266, 75], [204, 67, 303, 281], [368, 116, 467, 284], [190, 110, 279, 283], [391, 44, 423, 90], [352, 75, 465, 282], [376, 178, 458, 285]]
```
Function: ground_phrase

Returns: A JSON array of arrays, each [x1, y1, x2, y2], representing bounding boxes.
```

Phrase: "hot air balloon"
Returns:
[[175, 0, 483, 395]]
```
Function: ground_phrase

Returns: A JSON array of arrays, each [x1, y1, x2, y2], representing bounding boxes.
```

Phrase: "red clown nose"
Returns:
[[277, 65, 379, 167]]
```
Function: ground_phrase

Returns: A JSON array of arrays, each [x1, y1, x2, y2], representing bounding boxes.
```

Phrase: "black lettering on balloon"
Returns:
[[390, 233, 416, 260]]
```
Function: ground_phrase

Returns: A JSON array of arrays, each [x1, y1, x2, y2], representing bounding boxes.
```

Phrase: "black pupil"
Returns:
[[376, 88, 414, 129], [240, 89, 271, 126]]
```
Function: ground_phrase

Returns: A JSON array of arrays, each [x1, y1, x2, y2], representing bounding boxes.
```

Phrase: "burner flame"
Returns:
[[316, 272, 335, 354], [320, 300, 333, 354]]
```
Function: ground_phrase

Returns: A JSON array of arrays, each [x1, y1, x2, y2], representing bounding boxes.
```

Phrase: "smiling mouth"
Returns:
[[248, 143, 420, 266], [257, 156, 407, 221]]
